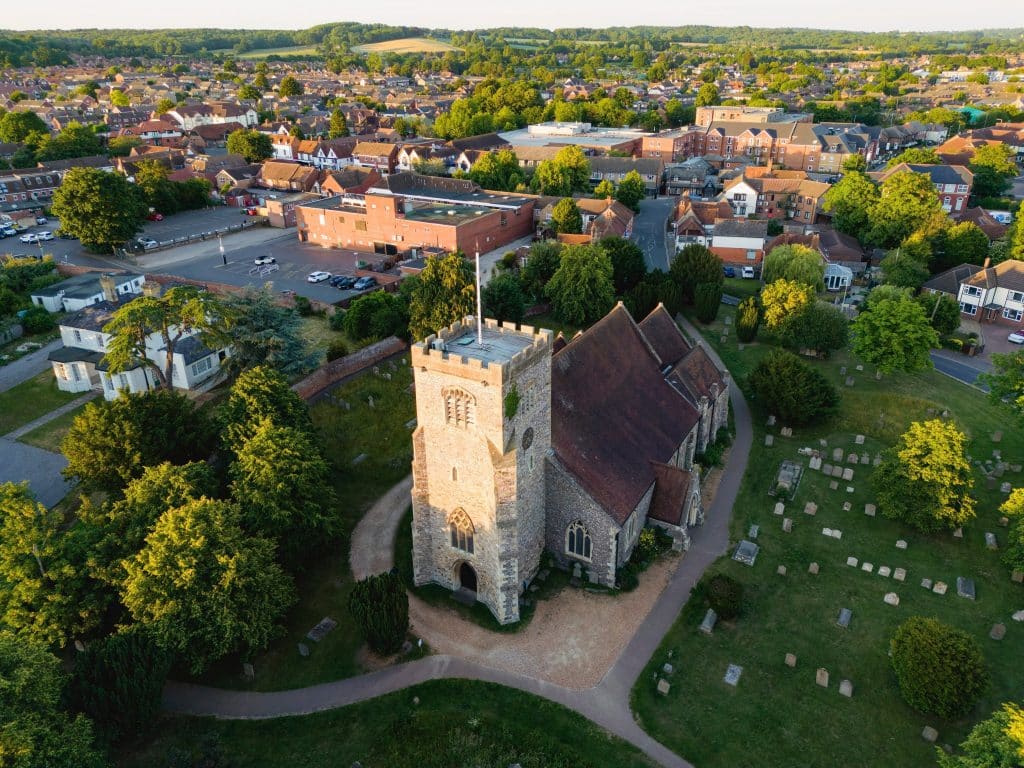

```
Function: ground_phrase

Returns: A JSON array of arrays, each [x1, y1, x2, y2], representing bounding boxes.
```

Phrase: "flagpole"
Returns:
[[475, 249, 483, 345]]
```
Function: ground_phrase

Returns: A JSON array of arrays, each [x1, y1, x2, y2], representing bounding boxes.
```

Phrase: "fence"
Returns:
[[291, 336, 407, 402], [118, 218, 267, 258]]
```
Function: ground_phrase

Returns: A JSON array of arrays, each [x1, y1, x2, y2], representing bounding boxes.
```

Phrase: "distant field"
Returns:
[[350, 37, 461, 54], [209, 45, 321, 60]]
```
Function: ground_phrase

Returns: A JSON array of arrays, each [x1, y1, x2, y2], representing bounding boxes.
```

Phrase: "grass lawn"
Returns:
[[632, 303, 1024, 767], [526, 311, 581, 342], [17, 401, 88, 452], [208, 45, 322, 59], [721, 276, 761, 300], [0, 370, 80, 436], [194, 356, 416, 691], [116, 680, 655, 768], [296, 315, 349, 369]]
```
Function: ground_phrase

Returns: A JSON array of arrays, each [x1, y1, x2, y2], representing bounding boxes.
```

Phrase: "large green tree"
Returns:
[[550, 197, 583, 234], [469, 149, 524, 192], [823, 170, 879, 238], [407, 252, 476, 341], [545, 243, 615, 326], [222, 287, 315, 376], [226, 129, 273, 163], [885, 147, 940, 167], [938, 703, 1024, 768], [614, 170, 646, 211], [0, 109, 48, 142], [519, 240, 562, 302], [341, 290, 409, 343], [746, 349, 839, 425], [761, 244, 825, 292], [328, 108, 349, 138], [867, 170, 943, 248], [880, 247, 931, 289], [670, 244, 723, 305], [982, 350, 1024, 422], [219, 365, 312, 454], [782, 302, 849, 355], [278, 75, 304, 97], [915, 292, 961, 337], [481, 273, 526, 324], [760, 279, 814, 331], [969, 143, 1019, 198], [934, 221, 991, 273], [695, 83, 720, 107], [51, 166, 147, 253], [851, 294, 938, 373], [872, 419, 975, 532], [532, 146, 590, 196], [121, 498, 295, 674], [599, 236, 647, 295]]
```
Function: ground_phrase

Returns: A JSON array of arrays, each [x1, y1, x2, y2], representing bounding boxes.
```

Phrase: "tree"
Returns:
[[0, 631, 105, 768], [62, 391, 213, 495], [695, 83, 720, 107], [482, 273, 526, 324], [761, 244, 825, 291], [107, 135, 141, 157], [705, 574, 743, 620], [37, 121, 103, 162], [615, 170, 646, 211], [867, 170, 943, 248], [0, 109, 48, 142], [880, 247, 931, 289], [872, 419, 975, 532], [665, 99, 693, 127], [890, 617, 988, 719], [407, 253, 476, 341], [760, 279, 814, 331], [230, 419, 336, 563], [222, 287, 315, 376], [969, 143, 1018, 198], [747, 349, 840, 425], [823, 171, 879, 238], [278, 75, 304, 97], [219, 365, 312, 454], [594, 179, 615, 198], [226, 128, 273, 163], [103, 285, 230, 390], [694, 282, 722, 324], [885, 147, 941, 167], [66, 629, 171, 744], [122, 498, 294, 673], [545, 244, 615, 326], [550, 197, 583, 234], [1005, 517, 1024, 575], [154, 97, 175, 116], [342, 290, 409, 343], [469, 149, 523, 192], [915, 292, 961, 337], [520, 240, 562, 302], [851, 295, 939, 373], [841, 154, 867, 173], [936, 221, 991, 272], [51, 166, 147, 253], [670, 244, 723, 305], [134, 158, 178, 215], [349, 572, 409, 655], [532, 145, 590, 196], [938, 703, 1024, 768], [782, 302, 849, 355], [328, 108, 349, 138], [237, 84, 261, 101], [599, 236, 647, 295], [735, 296, 760, 342]]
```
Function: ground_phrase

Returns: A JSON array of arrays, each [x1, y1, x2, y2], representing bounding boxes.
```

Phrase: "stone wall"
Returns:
[[290, 336, 406, 401]]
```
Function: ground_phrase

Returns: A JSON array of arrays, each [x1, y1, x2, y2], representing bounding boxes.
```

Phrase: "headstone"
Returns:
[[1000, 517, 1010, 527], [842, 501, 852, 512], [777, 565, 787, 576], [839, 679, 853, 698], [723, 664, 743, 686], [774, 502, 785, 515], [657, 679, 671, 695], [663, 662, 674, 675], [732, 540, 760, 566], [822, 463, 834, 475], [809, 456, 822, 471], [785, 653, 797, 667], [816, 668, 829, 688], [298, 642, 310, 657], [989, 623, 1006, 641], [847, 451, 858, 464], [861, 562, 874, 573], [842, 468, 854, 481], [883, 592, 900, 606], [895, 539, 907, 549], [933, 581, 948, 595], [921, 578, 933, 590], [1013, 610, 1024, 622], [865, 504, 877, 517], [855, 434, 865, 445], [781, 427, 793, 437], [829, 480, 839, 490], [748, 524, 760, 539], [845, 376, 855, 386], [992, 431, 1003, 443], [1012, 570, 1024, 584], [953, 528, 963, 539], [823, 527, 833, 537], [878, 566, 891, 577], [986, 532, 998, 550], [700, 609, 718, 635], [922, 727, 939, 744], [306, 617, 338, 643], [765, 434, 775, 447], [873, 455, 882, 466], [860, 453, 870, 465], [804, 502, 817, 516], [893, 568, 906, 582], [846, 556, 859, 567], [367, 396, 374, 408], [837, 608, 852, 628], [832, 465, 843, 478], [767, 415, 777, 426], [783, 517, 793, 533], [832, 448, 844, 462], [847, 486, 855, 494], [351, 453, 369, 466], [855, 364, 864, 372], [875, 370, 882, 380], [831, 529, 842, 540], [839, 366, 847, 375], [957, 577, 976, 600], [808, 562, 819, 575], [243, 663, 255, 681], [1001, 482, 1013, 493]]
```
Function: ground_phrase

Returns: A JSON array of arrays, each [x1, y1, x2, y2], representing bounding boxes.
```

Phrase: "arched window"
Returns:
[[565, 521, 592, 561], [449, 508, 474, 554], [442, 387, 476, 428]]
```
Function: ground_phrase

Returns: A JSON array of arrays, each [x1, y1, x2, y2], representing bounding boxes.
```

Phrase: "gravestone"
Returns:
[[842, 467, 854, 481], [298, 642, 310, 657], [781, 427, 793, 437], [878, 566, 891, 578], [823, 527, 834, 537], [860, 453, 870, 465], [783, 517, 793, 533], [822, 463, 833, 475], [833, 448, 844, 462], [367, 396, 374, 408], [839, 680, 853, 698], [855, 364, 864, 372], [700, 609, 718, 635], [873, 455, 882, 466], [921, 578, 933, 589], [895, 539, 907, 549], [839, 366, 847, 375], [765, 434, 775, 447], [992, 431, 1002, 443], [1013, 610, 1024, 622], [855, 434, 865, 445], [989, 623, 1006, 641], [957, 577, 976, 600], [733, 540, 760, 566], [922, 727, 939, 743], [846, 486, 855, 493], [724, 664, 743, 686], [657, 679, 671, 695], [749, 524, 760, 539], [804, 501, 817, 516], [74, 640, 86, 652], [832, 465, 843, 478], [785, 653, 797, 667], [893, 568, 907, 582], [351, 453, 369, 466], [809, 456, 822, 471], [1000, 517, 1010, 527], [307, 617, 338, 643], [1012, 571, 1024, 584], [816, 668, 829, 688], [837, 608, 852, 628], [865, 504, 877, 517], [847, 452, 858, 464], [953, 528, 964, 539], [831, 529, 842, 540], [767, 415, 777, 426], [1001, 482, 1013, 493], [933, 581, 948, 595], [846, 556, 859, 567], [842, 501, 852, 512], [405, 418, 417, 430], [808, 562, 819, 575], [829, 480, 839, 490], [883, 592, 900, 606], [243, 663, 255, 681], [663, 662, 674, 674], [777, 565, 788, 576], [861, 562, 874, 573], [774, 502, 785, 515], [845, 376, 855, 386], [986, 532, 998, 550]]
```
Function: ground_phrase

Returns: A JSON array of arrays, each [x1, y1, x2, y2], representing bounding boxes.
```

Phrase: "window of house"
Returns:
[[1009, 291, 1024, 304], [355, 220, 367, 231], [71, 364, 81, 382], [73, 329, 82, 343], [963, 286, 981, 297], [191, 356, 213, 378], [566, 521, 592, 561], [1003, 307, 1023, 322], [449, 508, 474, 553], [960, 302, 978, 316], [104, 375, 114, 390], [746, 250, 756, 260], [452, 467, 458, 482]]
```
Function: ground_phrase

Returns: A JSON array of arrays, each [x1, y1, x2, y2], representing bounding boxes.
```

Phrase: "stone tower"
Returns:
[[410, 317, 552, 624]]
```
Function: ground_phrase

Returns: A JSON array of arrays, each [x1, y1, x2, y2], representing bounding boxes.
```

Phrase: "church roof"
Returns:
[[637, 304, 692, 368], [668, 345, 728, 407], [551, 304, 700, 524], [647, 463, 697, 527]]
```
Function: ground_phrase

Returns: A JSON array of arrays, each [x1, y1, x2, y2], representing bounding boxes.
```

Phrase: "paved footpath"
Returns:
[[164, 318, 752, 768], [0, 339, 62, 393]]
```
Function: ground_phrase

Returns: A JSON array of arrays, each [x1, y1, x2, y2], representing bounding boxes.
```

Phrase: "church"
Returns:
[[409, 303, 730, 624]]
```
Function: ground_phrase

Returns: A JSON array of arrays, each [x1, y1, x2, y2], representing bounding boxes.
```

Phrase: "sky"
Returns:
[[3, 0, 1024, 33]]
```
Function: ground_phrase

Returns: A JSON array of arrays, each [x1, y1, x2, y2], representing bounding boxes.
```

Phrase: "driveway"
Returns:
[[0, 340, 61, 393], [631, 197, 677, 273]]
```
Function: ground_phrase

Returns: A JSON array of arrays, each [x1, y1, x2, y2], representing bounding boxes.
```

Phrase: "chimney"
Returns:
[[99, 273, 117, 303], [983, 257, 991, 270], [142, 279, 162, 298]]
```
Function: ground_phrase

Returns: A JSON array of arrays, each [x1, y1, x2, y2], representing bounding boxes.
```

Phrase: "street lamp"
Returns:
[[218, 234, 226, 265]]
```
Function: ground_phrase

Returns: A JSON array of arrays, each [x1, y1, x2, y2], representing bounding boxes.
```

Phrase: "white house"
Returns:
[[955, 259, 1024, 327], [31, 272, 144, 313], [47, 276, 230, 400], [165, 103, 259, 131], [722, 178, 759, 217]]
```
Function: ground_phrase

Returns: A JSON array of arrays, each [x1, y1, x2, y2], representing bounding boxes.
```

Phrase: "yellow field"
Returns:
[[350, 37, 461, 54]]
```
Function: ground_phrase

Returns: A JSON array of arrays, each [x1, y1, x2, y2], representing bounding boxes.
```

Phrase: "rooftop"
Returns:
[[403, 202, 492, 225], [440, 324, 537, 365]]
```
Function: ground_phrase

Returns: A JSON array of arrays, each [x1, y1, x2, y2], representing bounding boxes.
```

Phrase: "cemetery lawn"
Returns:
[[633, 305, 1024, 768], [118, 680, 655, 768], [0, 370, 80, 435], [193, 356, 415, 691]]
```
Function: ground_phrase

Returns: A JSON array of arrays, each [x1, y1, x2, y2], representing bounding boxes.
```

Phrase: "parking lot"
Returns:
[[139, 206, 252, 243]]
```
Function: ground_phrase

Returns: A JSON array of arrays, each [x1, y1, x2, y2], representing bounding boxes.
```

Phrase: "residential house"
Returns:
[[351, 142, 400, 174], [257, 160, 321, 193], [588, 157, 664, 197], [165, 102, 259, 131], [953, 259, 1024, 327], [871, 163, 973, 217], [708, 219, 769, 267], [214, 164, 262, 191], [722, 170, 829, 223], [31, 271, 144, 313], [315, 166, 381, 197], [673, 199, 734, 250], [664, 158, 717, 198]]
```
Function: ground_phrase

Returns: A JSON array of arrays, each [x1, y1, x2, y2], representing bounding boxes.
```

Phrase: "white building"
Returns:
[[31, 272, 144, 313], [955, 259, 1024, 327]]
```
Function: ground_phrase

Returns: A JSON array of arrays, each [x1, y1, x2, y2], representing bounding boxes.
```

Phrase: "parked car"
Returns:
[[137, 237, 158, 249], [307, 271, 331, 283], [741, 266, 756, 279], [254, 255, 276, 265], [722, 266, 736, 278], [329, 275, 355, 288], [37, 231, 54, 241], [1009, 331, 1024, 344], [35, 216, 47, 225], [353, 276, 378, 291], [147, 212, 164, 221], [244, 207, 259, 216], [19, 233, 38, 244]]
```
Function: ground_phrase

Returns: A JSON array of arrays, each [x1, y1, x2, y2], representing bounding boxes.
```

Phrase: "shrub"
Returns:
[[632, 528, 659, 564], [890, 616, 987, 718], [707, 574, 743, 620], [617, 563, 639, 592], [329, 309, 345, 331], [694, 282, 722, 324], [293, 295, 313, 316], [746, 349, 839, 425], [326, 338, 348, 362], [348, 572, 409, 655], [1003, 519, 1024, 574], [735, 296, 760, 342], [20, 305, 55, 334]]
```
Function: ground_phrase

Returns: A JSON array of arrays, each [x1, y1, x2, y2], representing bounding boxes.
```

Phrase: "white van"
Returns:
[[741, 266, 756, 279]]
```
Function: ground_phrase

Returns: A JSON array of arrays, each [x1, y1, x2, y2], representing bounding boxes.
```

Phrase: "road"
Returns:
[[631, 197, 677, 273], [930, 350, 990, 389]]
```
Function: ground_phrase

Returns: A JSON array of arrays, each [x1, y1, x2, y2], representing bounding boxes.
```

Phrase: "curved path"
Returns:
[[164, 321, 753, 768]]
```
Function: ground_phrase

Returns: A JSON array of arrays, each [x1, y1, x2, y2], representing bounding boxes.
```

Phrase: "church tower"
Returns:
[[410, 317, 552, 624]]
